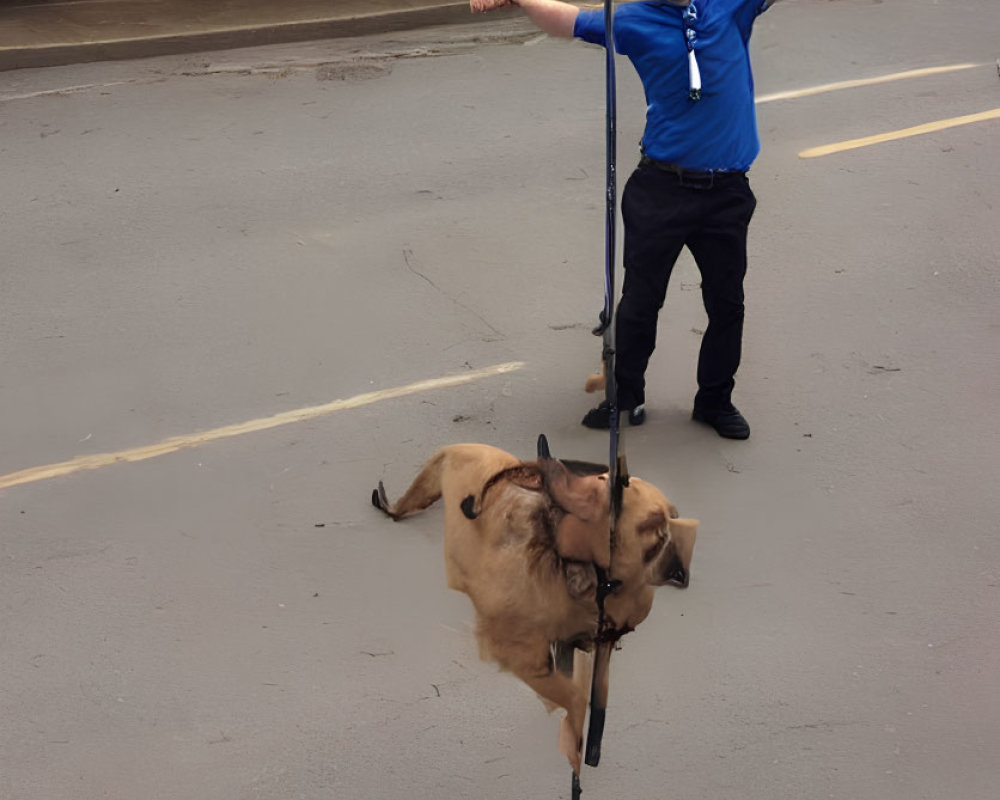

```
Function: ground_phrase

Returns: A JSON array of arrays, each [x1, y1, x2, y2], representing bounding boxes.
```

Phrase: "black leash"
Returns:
[[594, 0, 623, 523], [575, 2, 626, 798]]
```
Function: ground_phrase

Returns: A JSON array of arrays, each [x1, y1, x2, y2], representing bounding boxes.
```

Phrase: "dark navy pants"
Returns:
[[615, 160, 757, 412]]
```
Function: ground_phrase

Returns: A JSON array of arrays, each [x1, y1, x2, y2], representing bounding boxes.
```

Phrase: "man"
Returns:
[[476, 0, 779, 439]]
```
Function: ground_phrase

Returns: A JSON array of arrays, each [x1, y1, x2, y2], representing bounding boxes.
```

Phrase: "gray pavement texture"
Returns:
[[0, 0, 496, 71], [2, 1, 1000, 799]]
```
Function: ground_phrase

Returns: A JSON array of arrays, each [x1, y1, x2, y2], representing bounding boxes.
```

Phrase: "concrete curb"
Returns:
[[0, 2, 481, 72]]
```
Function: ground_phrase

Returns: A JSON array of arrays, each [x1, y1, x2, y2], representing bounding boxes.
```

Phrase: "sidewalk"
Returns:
[[0, 0, 492, 72]]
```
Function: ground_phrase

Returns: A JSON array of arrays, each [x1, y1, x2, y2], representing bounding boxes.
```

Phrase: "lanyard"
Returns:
[[683, 2, 703, 100]]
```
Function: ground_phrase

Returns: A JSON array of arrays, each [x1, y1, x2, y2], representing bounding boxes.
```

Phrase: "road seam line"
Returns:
[[0, 361, 525, 491], [799, 107, 1000, 158], [756, 63, 982, 104]]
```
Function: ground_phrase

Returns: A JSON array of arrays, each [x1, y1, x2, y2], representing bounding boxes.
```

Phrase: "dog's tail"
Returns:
[[584, 363, 605, 394], [371, 449, 447, 521]]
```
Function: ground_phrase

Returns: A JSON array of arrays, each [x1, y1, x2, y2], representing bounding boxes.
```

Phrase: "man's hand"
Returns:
[[473, 0, 578, 38], [470, 0, 515, 12]]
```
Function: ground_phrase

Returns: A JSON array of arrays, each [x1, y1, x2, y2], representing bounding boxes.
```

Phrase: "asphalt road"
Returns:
[[2, 1, 998, 799]]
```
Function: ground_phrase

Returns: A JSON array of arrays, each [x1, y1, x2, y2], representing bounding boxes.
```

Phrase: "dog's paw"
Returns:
[[371, 481, 397, 518]]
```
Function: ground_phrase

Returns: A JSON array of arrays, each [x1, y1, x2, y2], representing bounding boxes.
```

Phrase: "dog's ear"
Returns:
[[537, 433, 551, 459], [653, 518, 698, 587], [560, 459, 611, 477], [539, 458, 608, 523], [539, 458, 611, 568]]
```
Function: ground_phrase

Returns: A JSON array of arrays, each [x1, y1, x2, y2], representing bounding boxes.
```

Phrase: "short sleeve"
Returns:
[[733, 0, 773, 38], [573, 7, 608, 47]]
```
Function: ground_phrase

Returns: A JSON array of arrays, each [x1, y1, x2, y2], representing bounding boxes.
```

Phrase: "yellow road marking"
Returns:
[[799, 107, 1000, 158], [756, 63, 981, 104], [0, 361, 525, 491]]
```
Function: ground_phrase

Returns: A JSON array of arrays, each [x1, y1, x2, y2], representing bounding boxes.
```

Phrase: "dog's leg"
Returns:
[[371, 449, 447, 520], [488, 631, 588, 773], [515, 665, 588, 775]]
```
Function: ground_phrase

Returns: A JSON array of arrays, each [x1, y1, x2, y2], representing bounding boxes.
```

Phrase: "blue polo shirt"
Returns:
[[575, 0, 771, 171]]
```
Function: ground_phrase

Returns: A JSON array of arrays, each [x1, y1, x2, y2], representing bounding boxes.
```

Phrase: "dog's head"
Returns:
[[534, 448, 696, 592], [614, 477, 698, 589]]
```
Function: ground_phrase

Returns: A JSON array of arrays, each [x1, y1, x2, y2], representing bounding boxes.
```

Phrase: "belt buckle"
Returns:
[[677, 168, 714, 189]]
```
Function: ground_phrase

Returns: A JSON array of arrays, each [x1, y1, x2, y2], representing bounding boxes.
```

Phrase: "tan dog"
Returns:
[[372, 439, 697, 774]]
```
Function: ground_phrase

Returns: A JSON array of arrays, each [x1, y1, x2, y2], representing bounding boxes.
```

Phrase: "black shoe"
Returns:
[[692, 406, 750, 439], [582, 400, 646, 430]]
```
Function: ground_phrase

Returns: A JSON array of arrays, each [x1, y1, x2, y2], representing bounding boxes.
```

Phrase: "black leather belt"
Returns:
[[639, 155, 744, 188]]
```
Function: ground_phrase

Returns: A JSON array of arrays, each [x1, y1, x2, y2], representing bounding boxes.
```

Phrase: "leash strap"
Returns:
[[595, 0, 623, 523], [573, 5, 625, 796], [599, 0, 625, 601], [581, 2, 627, 788], [601, 0, 622, 515]]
